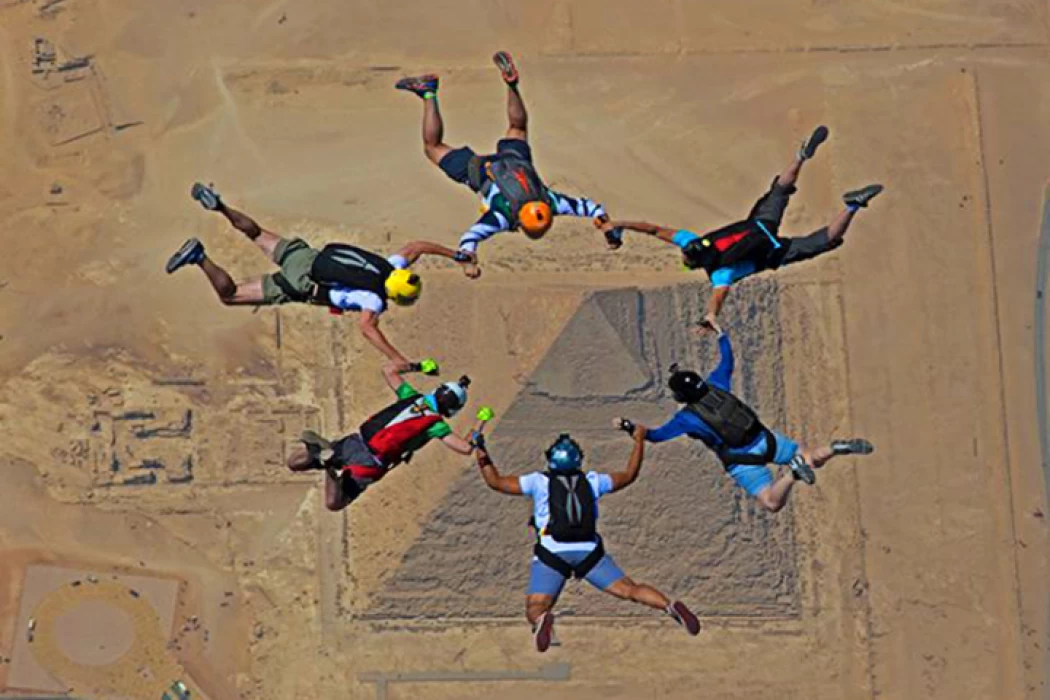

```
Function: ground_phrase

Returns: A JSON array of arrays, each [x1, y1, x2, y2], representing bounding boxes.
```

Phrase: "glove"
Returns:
[[471, 431, 487, 450], [476, 406, 494, 421], [618, 418, 636, 434], [419, 358, 440, 375]]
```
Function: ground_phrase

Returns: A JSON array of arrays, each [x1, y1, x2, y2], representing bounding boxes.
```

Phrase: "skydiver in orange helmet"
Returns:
[[396, 51, 623, 279]]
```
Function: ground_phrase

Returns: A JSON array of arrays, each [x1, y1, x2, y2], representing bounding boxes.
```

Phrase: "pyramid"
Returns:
[[363, 279, 799, 620]]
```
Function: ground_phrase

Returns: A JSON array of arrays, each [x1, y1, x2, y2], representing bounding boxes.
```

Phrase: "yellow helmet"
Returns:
[[385, 269, 422, 306]]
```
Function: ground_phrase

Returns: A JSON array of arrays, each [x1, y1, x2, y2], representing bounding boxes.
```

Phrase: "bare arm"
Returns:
[[440, 432, 475, 456], [704, 286, 731, 326], [397, 240, 472, 265], [358, 311, 410, 367], [608, 220, 679, 243], [475, 447, 523, 495], [608, 424, 648, 492]]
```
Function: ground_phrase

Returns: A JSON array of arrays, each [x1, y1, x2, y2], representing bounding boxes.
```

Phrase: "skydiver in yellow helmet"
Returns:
[[166, 183, 477, 369], [396, 51, 625, 280]]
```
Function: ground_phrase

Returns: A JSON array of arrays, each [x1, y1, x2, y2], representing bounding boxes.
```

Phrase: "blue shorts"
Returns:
[[725, 431, 799, 497], [438, 138, 533, 192], [527, 550, 625, 597]]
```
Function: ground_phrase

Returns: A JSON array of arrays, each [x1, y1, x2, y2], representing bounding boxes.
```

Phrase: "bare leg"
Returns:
[[774, 155, 804, 189], [197, 259, 265, 305], [287, 445, 317, 472], [603, 576, 671, 611], [825, 207, 858, 244], [422, 97, 454, 166], [804, 444, 837, 469], [324, 469, 356, 512], [526, 594, 555, 626], [754, 472, 797, 513], [505, 85, 528, 141], [215, 203, 284, 260]]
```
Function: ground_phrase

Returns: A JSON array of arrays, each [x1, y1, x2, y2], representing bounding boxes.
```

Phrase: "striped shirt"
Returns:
[[458, 187, 607, 254]]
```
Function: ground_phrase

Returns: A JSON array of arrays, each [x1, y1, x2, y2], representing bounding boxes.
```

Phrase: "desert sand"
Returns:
[[1, 0, 1048, 698]]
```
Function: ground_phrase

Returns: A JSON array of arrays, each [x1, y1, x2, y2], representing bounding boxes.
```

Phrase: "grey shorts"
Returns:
[[260, 237, 319, 305], [749, 176, 841, 268], [780, 226, 840, 266], [748, 176, 796, 233]]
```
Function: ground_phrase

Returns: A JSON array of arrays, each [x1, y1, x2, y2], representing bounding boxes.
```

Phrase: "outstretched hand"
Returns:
[[462, 262, 482, 279], [695, 314, 723, 336]]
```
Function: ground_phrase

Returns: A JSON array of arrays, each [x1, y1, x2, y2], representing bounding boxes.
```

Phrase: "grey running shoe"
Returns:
[[533, 611, 555, 653], [667, 601, 701, 636], [831, 438, 874, 456], [191, 182, 222, 211], [300, 430, 335, 463], [798, 125, 829, 161], [165, 238, 205, 273], [789, 454, 816, 485], [843, 184, 884, 209]]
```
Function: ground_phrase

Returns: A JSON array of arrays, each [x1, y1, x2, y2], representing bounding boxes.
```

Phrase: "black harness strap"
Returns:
[[533, 537, 606, 580], [270, 271, 312, 303], [715, 428, 778, 466]]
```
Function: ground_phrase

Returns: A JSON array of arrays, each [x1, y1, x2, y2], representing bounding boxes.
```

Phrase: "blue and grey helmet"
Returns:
[[546, 433, 584, 473]]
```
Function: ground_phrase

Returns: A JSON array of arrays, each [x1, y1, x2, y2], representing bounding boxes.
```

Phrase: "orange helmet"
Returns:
[[518, 201, 553, 239]]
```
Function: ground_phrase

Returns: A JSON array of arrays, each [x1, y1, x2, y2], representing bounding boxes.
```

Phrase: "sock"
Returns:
[[847, 203, 861, 213], [423, 91, 436, 100]]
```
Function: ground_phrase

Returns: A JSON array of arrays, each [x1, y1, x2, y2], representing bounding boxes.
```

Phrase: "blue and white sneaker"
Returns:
[[165, 238, 205, 274], [191, 182, 222, 211]]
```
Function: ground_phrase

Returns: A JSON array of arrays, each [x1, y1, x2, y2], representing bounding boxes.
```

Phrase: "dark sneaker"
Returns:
[[533, 611, 554, 653], [300, 430, 334, 463], [667, 601, 701, 636], [604, 226, 624, 250], [395, 74, 439, 98], [165, 238, 205, 274], [843, 184, 884, 209], [798, 125, 829, 161], [831, 438, 874, 456], [492, 51, 519, 86], [789, 455, 816, 485], [191, 182, 222, 211]]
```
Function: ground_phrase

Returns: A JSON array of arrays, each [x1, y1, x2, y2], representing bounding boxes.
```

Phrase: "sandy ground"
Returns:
[[1, 0, 1048, 698]]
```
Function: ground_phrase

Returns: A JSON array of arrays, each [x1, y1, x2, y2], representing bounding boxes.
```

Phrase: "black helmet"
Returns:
[[433, 375, 470, 417], [668, 363, 706, 403], [681, 237, 716, 271]]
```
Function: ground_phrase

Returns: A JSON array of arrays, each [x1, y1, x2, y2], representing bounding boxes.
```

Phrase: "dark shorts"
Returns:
[[748, 175, 840, 269], [437, 138, 534, 193], [332, 434, 386, 492]]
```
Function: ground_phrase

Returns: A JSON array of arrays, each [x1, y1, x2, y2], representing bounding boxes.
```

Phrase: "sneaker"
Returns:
[[533, 611, 555, 653], [667, 601, 701, 636], [492, 51, 519, 87], [797, 125, 829, 161], [300, 430, 335, 463], [191, 182, 222, 211], [789, 455, 816, 485], [831, 438, 874, 456], [395, 74, 439, 98], [165, 238, 205, 274], [843, 184, 884, 209]]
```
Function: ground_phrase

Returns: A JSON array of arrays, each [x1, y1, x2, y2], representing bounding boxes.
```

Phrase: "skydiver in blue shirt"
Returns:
[[616, 321, 874, 512]]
